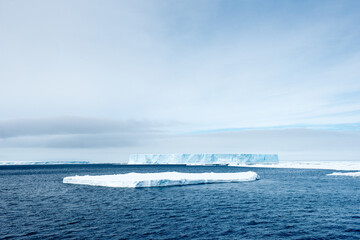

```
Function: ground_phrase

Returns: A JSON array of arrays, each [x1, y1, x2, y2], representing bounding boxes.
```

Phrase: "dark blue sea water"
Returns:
[[1, 165, 359, 240]]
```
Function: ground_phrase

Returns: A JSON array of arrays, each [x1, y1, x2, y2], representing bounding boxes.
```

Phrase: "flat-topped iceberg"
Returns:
[[128, 154, 278, 165], [63, 171, 259, 188]]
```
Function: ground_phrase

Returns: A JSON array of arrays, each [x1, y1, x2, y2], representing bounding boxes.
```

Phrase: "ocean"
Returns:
[[1, 164, 359, 239]]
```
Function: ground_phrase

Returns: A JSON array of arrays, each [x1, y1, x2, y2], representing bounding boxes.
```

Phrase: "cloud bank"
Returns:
[[0, 117, 162, 148], [0, 117, 359, 162]]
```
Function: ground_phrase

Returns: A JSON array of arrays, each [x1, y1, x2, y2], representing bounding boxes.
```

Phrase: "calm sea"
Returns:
[[1, 164, 359, 239]]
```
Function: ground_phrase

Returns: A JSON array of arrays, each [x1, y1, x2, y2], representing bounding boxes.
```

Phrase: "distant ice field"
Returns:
[[0, 161, 90, 165], [327, 172, 360, 177], [63, 171, 259, 188], [230, 161, 360, 171]]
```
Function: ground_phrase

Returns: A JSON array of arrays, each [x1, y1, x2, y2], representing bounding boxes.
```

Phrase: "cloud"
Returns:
[[0, 117, 161, 138], [0, 117, 163, 148], [1, 1, 360, 130], [0, 117, 359, 162]]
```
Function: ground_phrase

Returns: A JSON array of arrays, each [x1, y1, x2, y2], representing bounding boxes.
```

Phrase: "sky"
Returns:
[[1, 0, 360, 162]]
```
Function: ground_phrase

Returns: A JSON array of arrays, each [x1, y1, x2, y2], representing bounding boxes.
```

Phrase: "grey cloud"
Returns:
[[0, 123, 360, 161], [0, 133, 160, 148], [0, 117, 165, 148], [0, 117, 161, 138], [1, 118, 360, 154]]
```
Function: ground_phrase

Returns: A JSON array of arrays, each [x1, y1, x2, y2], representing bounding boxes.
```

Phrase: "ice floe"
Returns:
[[63, 171, 259, 188]]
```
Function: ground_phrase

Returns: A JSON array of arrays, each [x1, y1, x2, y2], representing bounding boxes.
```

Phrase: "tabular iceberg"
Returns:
[[128, 154, 278, 165], [63, 171, 259, 188]]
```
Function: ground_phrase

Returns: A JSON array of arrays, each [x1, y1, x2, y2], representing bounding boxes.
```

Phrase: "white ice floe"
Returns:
[[229, 161, 360, 171], [63, 171, 259, 188], [326, 172, 360, 177]]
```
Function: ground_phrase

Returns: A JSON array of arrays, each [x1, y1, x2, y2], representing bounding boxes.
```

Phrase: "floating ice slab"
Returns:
[[326, 172, 360, 177], [128, 154, 278, 165], [63, 171, 259, 188]]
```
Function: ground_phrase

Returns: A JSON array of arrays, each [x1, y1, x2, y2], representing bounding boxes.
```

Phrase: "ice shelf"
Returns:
[[128, 154, 278, 165]]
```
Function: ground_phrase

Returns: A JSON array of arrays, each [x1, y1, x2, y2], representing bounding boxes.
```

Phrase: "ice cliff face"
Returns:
[[128, 154, 278, 165]]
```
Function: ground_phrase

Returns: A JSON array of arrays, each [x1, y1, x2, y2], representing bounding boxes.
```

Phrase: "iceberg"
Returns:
[[326, 172, 360, 177], [63, 171, 259, 188], [128, 154, 278, 165]]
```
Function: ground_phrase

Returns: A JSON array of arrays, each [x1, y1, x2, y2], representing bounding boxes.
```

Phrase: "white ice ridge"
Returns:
[[326, 172, 360, 177], [63, 171, 260, 188], [128, 154, 278, 165]]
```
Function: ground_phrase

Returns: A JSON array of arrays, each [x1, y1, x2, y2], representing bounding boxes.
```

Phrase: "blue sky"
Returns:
[[0, 0, 360, 162]]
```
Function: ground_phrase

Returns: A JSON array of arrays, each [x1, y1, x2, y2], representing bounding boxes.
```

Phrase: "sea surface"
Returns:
[[1, 164, 359, 239]]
